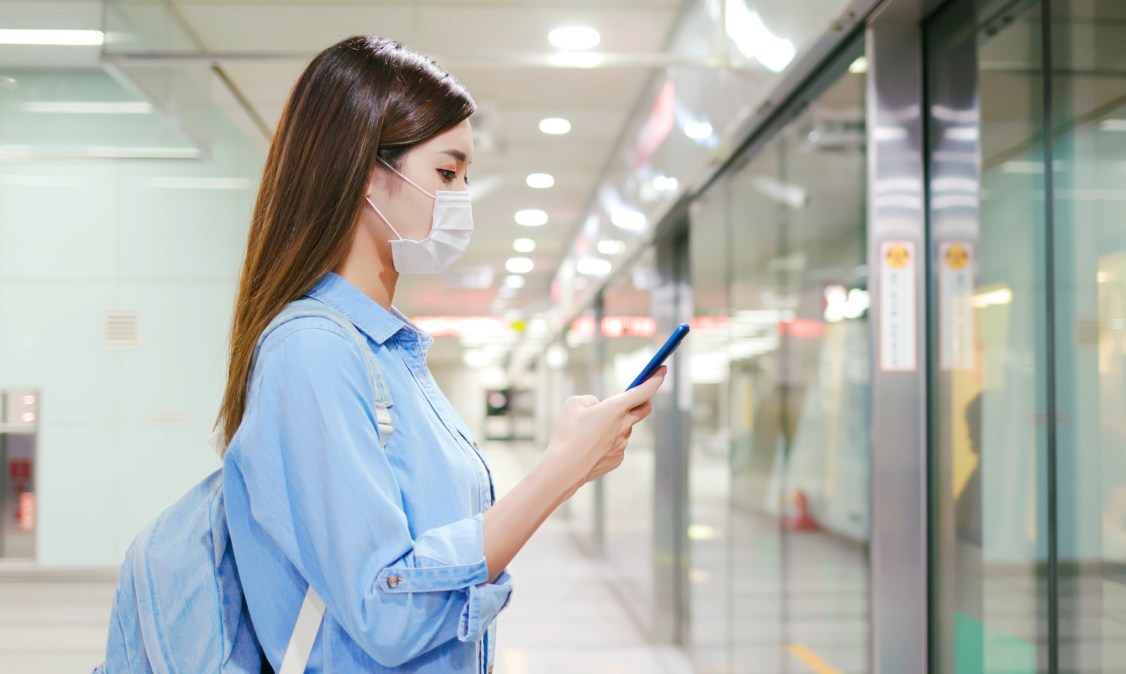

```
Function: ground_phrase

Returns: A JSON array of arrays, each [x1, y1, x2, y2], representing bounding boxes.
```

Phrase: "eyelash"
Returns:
[[437, 169, 468, 185]]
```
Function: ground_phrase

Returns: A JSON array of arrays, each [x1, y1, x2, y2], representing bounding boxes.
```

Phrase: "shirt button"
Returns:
[[487, 667, 493, 674], [387, 575, 401, 589], [473, 440, 480, 449]]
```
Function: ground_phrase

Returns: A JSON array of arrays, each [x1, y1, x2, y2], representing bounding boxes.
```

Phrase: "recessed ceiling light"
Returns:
[[539, 117, 572, 135], [515, 209, 548, 227], [513, 238, 536, 253], [848, 56, 869, 74], [549, 26, 601, 51], [684, 122, 713, 140], [0, 29, 104, 46], [576, 258, 612, 276], [504, 275, 527, 289], [611, 210, 646, 231], [652, 175, 679, 192], [526, 173, 555, 189], [1100, 119, 1126, 132], [597, 239, 627, 255], [506, 257, 535, 274]]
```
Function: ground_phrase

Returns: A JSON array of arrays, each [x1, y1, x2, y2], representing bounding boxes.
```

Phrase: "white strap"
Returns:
[[278, 588, 326, 674], [375, 404, 394, 446]]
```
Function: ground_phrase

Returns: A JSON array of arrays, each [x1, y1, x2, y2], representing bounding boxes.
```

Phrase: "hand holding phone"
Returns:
[[626, 323, 690, 390]]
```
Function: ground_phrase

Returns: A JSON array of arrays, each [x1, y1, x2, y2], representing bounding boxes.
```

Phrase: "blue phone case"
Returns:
[[626, 323, 691, 390]]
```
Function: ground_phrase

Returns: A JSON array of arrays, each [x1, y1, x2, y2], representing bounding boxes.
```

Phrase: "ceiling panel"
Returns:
[[173, 1, 679, 56], [164, 0, 681, 318]]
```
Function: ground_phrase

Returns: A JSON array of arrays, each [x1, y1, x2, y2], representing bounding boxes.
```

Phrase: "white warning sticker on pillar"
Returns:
[[879, 240, 917, 371], [938, 241, 975, 371]]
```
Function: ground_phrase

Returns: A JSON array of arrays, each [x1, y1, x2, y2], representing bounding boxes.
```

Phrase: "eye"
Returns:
[[437, 168, 457, 183]]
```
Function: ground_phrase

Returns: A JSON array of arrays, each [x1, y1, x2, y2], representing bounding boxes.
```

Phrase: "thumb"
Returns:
[[609, 366, 667, 410]]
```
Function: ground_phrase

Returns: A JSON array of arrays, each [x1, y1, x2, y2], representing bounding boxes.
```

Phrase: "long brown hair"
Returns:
[[216, 36, 475, 452]]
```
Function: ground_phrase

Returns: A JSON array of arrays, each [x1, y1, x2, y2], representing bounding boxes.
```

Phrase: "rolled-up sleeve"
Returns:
[[233, 323, 513, 668]]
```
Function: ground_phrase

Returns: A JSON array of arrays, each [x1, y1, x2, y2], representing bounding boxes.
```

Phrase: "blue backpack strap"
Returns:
[[255, 298, 397, 673], [255, 297, 394, 446]]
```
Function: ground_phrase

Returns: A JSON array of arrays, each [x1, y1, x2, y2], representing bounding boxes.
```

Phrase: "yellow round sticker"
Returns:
[[944, 244, 969, 270], [885, 243, 910, 269]]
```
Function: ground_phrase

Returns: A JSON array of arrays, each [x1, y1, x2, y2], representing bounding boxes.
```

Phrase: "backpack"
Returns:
[[95, 298, 395, 674]]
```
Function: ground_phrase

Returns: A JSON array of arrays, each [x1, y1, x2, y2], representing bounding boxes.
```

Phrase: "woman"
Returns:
[[215, 35, 666, 673]]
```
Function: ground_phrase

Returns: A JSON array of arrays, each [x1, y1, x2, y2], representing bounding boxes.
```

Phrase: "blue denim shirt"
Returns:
[[223, 272, 513, 673]]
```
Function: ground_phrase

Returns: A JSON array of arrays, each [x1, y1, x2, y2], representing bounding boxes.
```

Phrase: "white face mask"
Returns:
[[364, 159, 474, 274]]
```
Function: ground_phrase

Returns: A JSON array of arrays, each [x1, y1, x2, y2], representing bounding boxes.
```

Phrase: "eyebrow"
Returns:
[[440, 149, 471, 164]]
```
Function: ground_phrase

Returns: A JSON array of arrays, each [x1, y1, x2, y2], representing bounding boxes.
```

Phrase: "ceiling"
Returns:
[[0, 0, 686, 321], [134, 0, 686, 320]]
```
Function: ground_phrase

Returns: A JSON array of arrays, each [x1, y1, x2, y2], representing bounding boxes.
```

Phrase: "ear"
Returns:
[[367, 164, 393, 199]]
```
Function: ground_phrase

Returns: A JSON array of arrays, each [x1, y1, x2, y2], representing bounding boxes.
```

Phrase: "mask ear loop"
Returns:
[[364, 195, 406, 240], [378, 158, 436, 199]]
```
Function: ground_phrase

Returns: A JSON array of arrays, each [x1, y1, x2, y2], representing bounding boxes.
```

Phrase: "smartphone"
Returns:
[[626, 323, 690, 390]]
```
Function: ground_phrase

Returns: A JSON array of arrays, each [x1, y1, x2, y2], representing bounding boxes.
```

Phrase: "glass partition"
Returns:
[[687, 42, 868, 672], [1048, 0, 1126, 670]]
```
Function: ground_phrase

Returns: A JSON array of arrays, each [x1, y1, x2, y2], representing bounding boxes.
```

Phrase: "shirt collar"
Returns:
[[304, 272, 433, 350]]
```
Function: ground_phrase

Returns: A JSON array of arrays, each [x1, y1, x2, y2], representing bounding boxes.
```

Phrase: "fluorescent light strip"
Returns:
[[22, 101, 152, 114], [0, 145, 202, 161], [0, 29, 104, 46]]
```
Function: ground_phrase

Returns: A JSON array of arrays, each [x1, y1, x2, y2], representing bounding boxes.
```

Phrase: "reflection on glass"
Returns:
[[688, 174, 733, 672], [927, 2, 1051, 672], [0, 71, 200, 160], [552, 0, 865, 325], [688, 55, 868, 673]]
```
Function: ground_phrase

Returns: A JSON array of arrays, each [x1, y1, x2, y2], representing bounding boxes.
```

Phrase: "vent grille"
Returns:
[[105, 311, 140, 347]]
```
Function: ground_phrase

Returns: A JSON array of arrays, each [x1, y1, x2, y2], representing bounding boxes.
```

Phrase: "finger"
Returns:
[[627, 401, 652, 422]]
